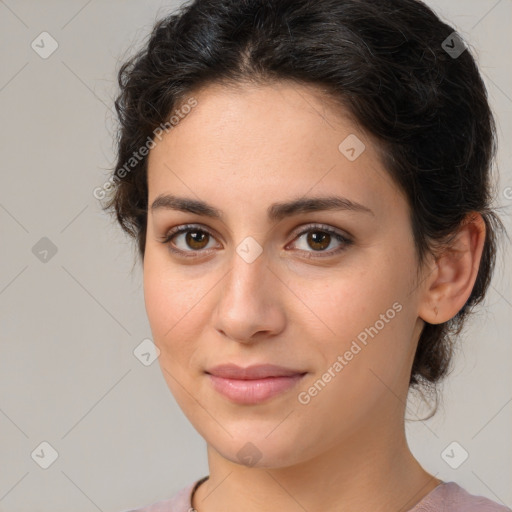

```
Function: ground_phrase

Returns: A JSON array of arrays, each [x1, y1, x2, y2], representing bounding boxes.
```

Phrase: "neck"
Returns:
[[192, 414, 441, 512]]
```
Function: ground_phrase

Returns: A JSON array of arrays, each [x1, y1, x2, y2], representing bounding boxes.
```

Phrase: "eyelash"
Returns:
[[159, 223, 353, 260]]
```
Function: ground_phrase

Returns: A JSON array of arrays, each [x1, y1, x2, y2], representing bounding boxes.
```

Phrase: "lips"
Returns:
[[205, 363, 306, 379], [205, 364, 307, 404]]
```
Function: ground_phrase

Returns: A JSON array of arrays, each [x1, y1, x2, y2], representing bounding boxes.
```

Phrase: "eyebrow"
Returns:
[[150, 194, 374, 221]]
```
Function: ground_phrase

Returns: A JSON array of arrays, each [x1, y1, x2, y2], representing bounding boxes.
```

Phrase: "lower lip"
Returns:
[[207, 373, 306, 404]]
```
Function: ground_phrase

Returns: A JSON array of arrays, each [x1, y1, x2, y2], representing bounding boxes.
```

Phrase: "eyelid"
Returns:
[[162, 222, 351, 242], [160, 222, 353, 258], [288, 222, 352, 242], [286, 223, 353, 256], [159, 223, 221, 258]]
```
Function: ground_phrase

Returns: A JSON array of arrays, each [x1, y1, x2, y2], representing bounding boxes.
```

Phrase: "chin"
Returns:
[[209, 431, 312, 469]]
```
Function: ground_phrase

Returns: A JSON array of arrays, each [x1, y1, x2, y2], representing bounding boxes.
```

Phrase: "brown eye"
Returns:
[[185, 230, 210, 250], [161, 224, 219, 257], [307, 231, 331, 251], [289, 224, 353, 257]]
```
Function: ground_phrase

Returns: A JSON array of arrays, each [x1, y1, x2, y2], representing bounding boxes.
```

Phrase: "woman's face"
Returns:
[[144, 81, 430, 467]]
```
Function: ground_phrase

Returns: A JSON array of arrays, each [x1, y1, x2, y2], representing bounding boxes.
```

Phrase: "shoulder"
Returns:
[[120, 478, 203, 512], [412, 481, 512, 512]]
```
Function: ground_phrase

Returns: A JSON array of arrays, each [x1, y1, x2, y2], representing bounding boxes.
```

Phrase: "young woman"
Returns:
[[107, 0, 510, 510]]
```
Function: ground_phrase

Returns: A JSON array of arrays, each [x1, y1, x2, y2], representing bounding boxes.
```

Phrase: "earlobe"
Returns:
[[418, 213, 486, 325]]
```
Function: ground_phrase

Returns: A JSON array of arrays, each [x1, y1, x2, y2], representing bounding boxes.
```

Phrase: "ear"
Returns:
[[418, 212, 486, 325]]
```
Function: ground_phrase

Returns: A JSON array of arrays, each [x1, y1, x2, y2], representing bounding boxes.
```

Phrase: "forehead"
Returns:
[[146, 81, 403, 219]]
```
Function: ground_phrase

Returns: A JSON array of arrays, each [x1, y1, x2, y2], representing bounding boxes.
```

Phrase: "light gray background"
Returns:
[[0, 1, 511, 511]]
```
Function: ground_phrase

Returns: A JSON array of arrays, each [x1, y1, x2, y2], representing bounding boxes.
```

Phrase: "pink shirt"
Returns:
[[123, 477, 512, 512]]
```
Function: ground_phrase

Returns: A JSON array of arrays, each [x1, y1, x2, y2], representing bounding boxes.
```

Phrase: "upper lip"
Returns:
[[205, 364, 306, 380]]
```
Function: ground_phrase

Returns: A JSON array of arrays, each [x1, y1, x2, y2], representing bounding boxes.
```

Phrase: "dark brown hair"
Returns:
[[104, 0, 507, 411]]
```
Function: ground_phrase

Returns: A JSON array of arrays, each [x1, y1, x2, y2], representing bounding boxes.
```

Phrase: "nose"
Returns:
[[213, 248, 287, 344]]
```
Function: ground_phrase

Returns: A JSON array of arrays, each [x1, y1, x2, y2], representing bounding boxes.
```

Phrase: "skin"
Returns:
[[143, 81, 486, 512]]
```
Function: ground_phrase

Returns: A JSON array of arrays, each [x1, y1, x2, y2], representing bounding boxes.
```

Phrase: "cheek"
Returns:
[[143, 259, 212, 426], [143, 254, 192, 354], [143, 268, 174, 339], [312, 259, 416, 379], [143, 253, 214, 368], [299, 266, 392, 339], [295, 305, 413, 441], [143, 250, 194, 333]]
